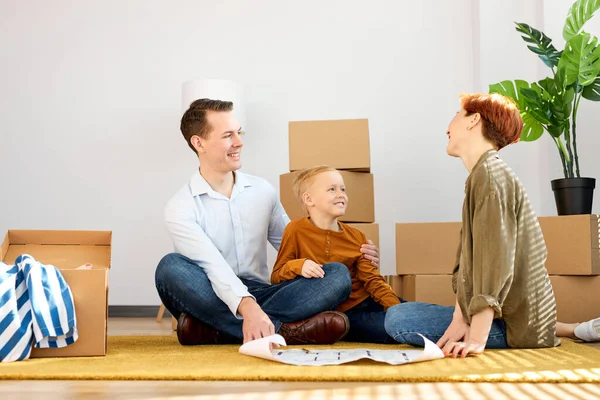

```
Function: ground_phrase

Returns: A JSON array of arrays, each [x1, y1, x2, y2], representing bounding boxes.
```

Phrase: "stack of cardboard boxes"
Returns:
[[279, 119, 380, 247], [539, 215, 600, 323], [390, 222, 460, 306], [390, 215, 600, 323]]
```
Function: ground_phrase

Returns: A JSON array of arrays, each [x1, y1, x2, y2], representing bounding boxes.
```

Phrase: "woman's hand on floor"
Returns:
[[442, 338, 485, 358], [437, 313, 470, 349]]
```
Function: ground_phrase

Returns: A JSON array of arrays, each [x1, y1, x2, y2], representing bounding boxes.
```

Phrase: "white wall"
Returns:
[[478, 0, 545, 214], [1, 0, 598, 305]]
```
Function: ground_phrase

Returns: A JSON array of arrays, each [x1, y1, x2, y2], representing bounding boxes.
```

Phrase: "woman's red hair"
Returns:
[[460, 93, 523, 150]]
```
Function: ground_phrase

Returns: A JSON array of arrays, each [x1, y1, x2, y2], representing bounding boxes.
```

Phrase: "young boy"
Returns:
[[384, 92, 561, 357], [271, 166, 401, 343]]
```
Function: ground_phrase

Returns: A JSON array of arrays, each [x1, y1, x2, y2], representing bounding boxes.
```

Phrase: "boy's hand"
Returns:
[[301, 260, 324, 278], [360, 240, 380, 268]]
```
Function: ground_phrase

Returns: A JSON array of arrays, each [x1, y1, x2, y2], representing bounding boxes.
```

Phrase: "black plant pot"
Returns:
[[551, 177, 596, 215]]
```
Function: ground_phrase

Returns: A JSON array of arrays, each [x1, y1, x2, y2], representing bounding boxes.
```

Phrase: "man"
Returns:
[[155, 98, 380, 345]]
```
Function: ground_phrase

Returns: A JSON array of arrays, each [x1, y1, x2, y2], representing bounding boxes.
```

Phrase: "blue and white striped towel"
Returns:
[[0, 254, 78, 362]]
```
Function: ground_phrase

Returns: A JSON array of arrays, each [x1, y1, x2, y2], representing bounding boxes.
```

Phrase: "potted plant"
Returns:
[[489, 0, 598, 215]]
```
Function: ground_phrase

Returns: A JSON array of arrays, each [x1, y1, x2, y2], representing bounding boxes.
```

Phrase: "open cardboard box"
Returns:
[[0, 230, 111, 357]]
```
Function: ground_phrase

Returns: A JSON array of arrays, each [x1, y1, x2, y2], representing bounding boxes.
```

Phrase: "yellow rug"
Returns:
[[1, 336, 600, 383]]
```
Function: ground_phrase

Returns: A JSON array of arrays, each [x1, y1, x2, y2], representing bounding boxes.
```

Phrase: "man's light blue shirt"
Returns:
[[164, 170, 290, 316]]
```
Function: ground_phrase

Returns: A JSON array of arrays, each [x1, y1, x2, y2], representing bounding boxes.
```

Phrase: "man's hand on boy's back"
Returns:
[[302, 260, 324, 278], [360, 240, 380, 268], [238, 297, 275, 343]]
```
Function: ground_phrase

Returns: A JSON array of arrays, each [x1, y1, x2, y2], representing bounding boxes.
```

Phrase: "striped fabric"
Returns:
[[0, 254, 78, 362]]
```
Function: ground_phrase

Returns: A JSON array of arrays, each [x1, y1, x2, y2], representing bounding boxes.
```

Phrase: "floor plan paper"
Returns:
[[239, 334, 444, 366]]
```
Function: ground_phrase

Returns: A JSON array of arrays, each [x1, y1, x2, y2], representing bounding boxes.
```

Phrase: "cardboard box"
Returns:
[[390, 274, 600, 323], [550, 275, 600, 323], [346, 223, 379, 248], [396, 215, 600, 276], [385, 275, 402, 297], [288, 119, 370, 172], [397, 275, 455, 306], [388, 274, 600, 323], [396, 222, 461, 275], [0, 230, 112, 357], [280, 171, 375, 222], [539, 215, 600, 275]]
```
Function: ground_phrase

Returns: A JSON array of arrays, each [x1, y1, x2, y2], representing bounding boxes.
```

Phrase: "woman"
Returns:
[[384, 92, 561, 357]]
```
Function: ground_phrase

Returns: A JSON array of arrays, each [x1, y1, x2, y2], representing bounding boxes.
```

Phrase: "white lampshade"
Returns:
[[181, 79, 246, 129]]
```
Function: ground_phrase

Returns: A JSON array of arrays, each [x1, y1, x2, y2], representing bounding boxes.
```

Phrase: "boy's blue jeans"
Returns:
[[384, 302, 509, 348], [155, 254, 352, 340], [344, 297, 403, 344]]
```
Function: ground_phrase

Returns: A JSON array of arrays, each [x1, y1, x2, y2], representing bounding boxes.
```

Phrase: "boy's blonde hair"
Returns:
[[292, 165, 338, 214]]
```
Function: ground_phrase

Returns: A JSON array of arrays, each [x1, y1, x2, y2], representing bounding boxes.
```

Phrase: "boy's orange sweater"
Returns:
[[271, 217, 400, 312]]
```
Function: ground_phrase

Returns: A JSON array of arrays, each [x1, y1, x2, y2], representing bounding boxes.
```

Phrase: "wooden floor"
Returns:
[[1, 317, 600, 400]]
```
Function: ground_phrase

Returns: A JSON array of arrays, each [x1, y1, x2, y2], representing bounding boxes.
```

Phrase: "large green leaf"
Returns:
[[549, 87, 575, 137], [563, 0, 600, 41], [489, 80, 544, 141], [537, 77, 557, 95], [489, 80, 533, 109], [583, 75, 600, 100], [530, 77, 574, 138], [559, 33, 600, 86], [554, 64, 569, 90], [550, 87, 575, 121], [521, 88, 553, 125], [521, 111, 544, 141], [515, 22, 561, 68]]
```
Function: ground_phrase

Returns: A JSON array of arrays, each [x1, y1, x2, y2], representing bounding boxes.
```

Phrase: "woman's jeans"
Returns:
[[384, 302, 509, 348]]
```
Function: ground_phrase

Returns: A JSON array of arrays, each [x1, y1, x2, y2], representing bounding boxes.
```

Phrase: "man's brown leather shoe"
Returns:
[[177, 312, 241, 345], [278, 311, 349, 345]]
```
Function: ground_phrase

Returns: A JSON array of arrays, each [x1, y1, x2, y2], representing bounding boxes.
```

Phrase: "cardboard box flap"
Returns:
[[1, 230, 111, 270], [1, 232, 8, 263], [7, 230, 111, 245], [4, 245, 110, 270]]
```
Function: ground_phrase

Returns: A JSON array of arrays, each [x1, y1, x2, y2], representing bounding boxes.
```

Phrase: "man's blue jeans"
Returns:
[[155, 254, 352, 340], [384, 302, 509, 348]]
